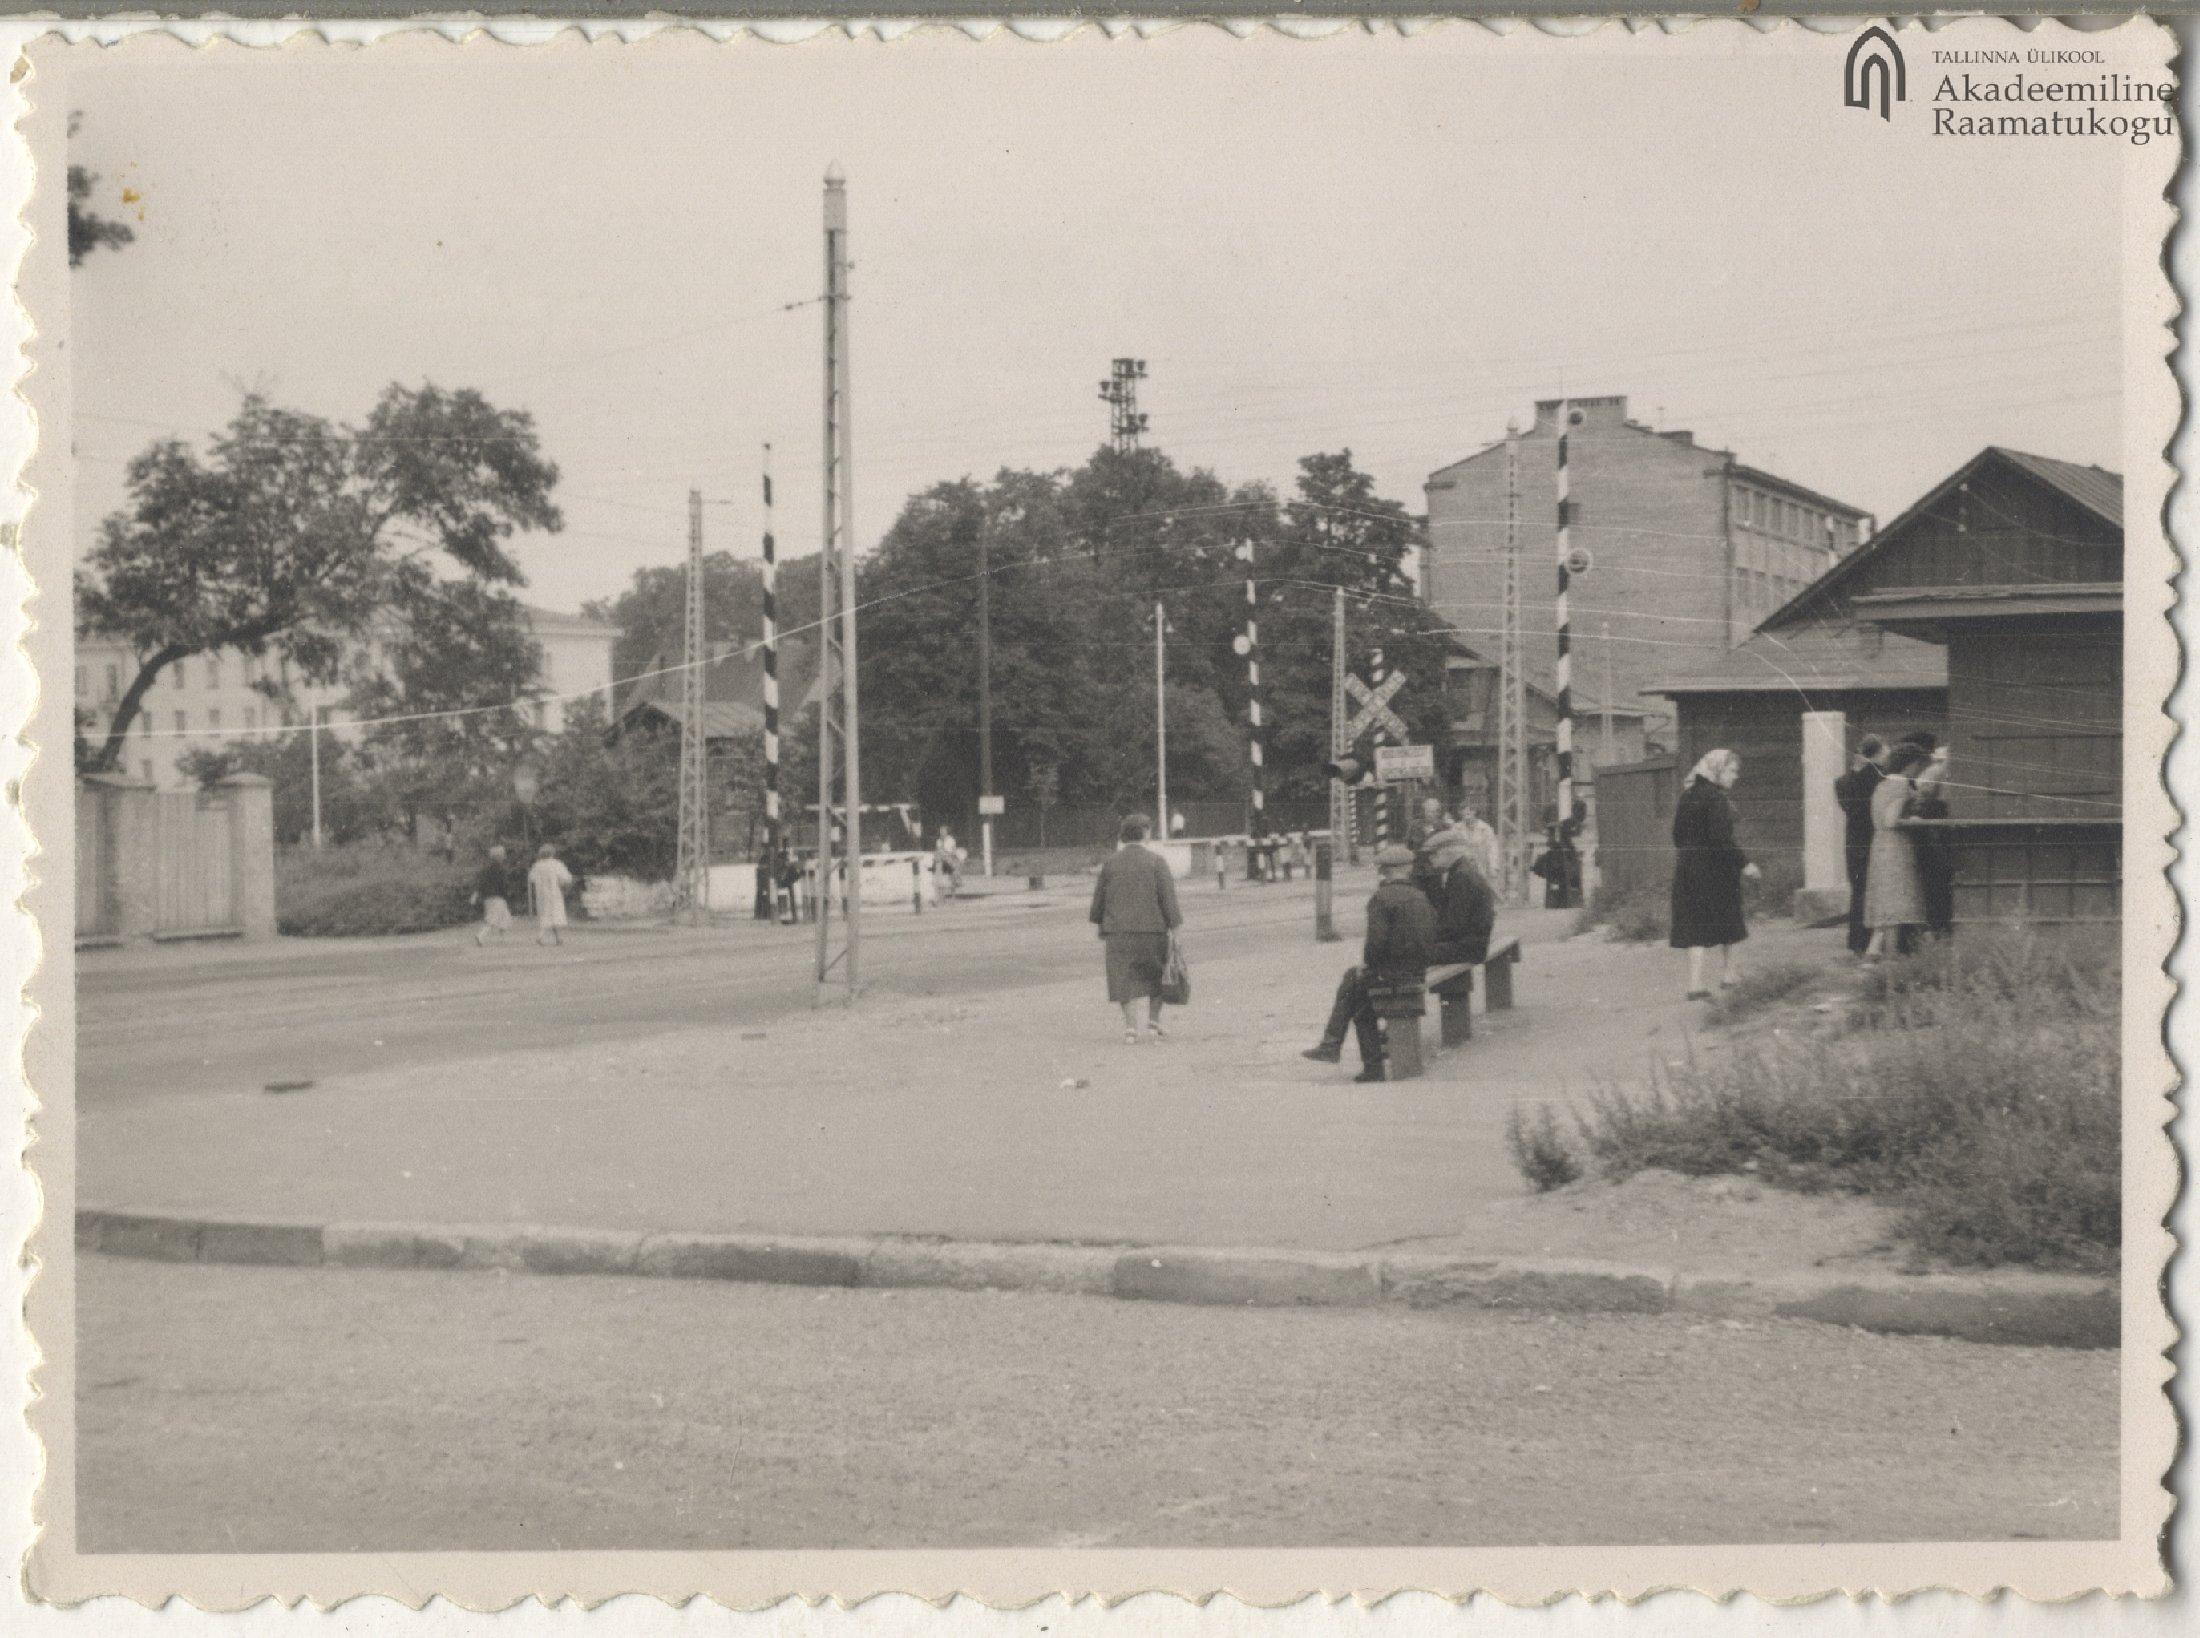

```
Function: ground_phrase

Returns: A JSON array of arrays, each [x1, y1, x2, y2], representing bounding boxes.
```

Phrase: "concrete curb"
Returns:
[[75, 1208, 2119, 1350]]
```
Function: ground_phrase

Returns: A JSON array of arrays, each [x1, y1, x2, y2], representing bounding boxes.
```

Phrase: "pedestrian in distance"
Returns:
[[1670, 749, 1760, 999], [1833, 734, 1888, 957], [472, 843, 514, 948], [1862, 741, 1935, 961], [1303, 843, 1436, 1082], [1456, 800, 1502, 887], [1089, 813, 1184, 1044], [527, 842, 574, 947], [934, 827, 964, 898]]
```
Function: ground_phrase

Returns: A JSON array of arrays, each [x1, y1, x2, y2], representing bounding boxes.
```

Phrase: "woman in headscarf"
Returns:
[[1670, 749, 1760, 999], [1863, 741, 1934, 959]]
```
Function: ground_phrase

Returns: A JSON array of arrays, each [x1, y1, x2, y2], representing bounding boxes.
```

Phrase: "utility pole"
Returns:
[[1234, 539, 1266, 878], [309, 702, 323, 850], [759, 444, 782, 920], [817, 162, 861, 1000], [1329, 586, 1351, 864], [1496, 425, 1527, 901], [1099, 358, 1149, 452], [1554, 398, 1576, 835], [673, 486, 710, 924], [1154, 599, 1168, 839], [977, 514, 994, 877]]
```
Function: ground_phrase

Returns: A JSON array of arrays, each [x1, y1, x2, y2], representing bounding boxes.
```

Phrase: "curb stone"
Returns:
[[74, 1207, 2118, 1350]]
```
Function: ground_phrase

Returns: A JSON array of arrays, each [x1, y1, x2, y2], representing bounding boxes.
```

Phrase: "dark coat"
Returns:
[[1834, 762, 1884, 856], [1363, 879, 1436, 977], [1669, 777, 1749, 949], [1415, 857, 1496, 965], [1089, 843, 1183, 936], [475, 859, 514, 902], [1909, 791, 1956, 933]]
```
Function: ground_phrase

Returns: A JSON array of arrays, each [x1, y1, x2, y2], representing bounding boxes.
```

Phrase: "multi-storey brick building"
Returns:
[[1423, 395, 1875, 749], [76, 602, 617, 788]]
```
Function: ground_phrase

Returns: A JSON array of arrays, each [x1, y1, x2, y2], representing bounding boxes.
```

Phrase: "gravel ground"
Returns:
[[77, 1258, 2118, 1553]]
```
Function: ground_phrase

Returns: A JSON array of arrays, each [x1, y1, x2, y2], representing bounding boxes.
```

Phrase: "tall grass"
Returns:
[[1527, 929, 2119, 1271], [275, 845, 476, 937]]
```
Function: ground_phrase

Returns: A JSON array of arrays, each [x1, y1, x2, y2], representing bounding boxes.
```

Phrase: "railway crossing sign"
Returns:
[[1344, 669, 1408, 743]]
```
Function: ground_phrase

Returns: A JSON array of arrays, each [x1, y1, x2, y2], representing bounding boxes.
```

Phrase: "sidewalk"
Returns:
[[82, 906, 1764, 1253]]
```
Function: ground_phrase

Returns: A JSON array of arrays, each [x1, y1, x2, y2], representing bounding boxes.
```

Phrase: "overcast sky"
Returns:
[[65, 26, 2138, 615]]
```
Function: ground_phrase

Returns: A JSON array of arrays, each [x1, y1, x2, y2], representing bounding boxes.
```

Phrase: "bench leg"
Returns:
[[1485, 960, 1515, 1012], [1439, 982, 1473, 1047], [1382, 1016, 1426, 1081]]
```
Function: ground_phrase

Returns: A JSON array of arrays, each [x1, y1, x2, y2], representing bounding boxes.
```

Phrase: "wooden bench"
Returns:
[[1370, 937, 1525, 1079]]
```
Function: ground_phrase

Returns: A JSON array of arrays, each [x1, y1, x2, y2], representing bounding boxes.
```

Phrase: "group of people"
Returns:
[[1836, 731, 1955, 959], [1301, 800, 1499, 1081], [471, 842, 574, 947]]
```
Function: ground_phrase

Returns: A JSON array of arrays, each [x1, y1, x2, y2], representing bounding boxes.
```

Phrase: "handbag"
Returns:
[[1159, 932, 1192, 1006]]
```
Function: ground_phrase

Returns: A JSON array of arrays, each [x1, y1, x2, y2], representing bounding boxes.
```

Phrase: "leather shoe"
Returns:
[[1301, 1043, 1342, 1064], [1353, 1065, 1387, 1083]]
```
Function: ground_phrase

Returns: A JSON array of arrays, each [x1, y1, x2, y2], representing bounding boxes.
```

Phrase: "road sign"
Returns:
[[977, 795, 1006, 816], [1375, 743, 1435, 784], [1343, 669, 1408, 743]]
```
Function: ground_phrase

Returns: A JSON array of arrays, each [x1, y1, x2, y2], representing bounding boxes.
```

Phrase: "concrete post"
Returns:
[[217, 773, 278, 940], [1798, 710, 1850, 921]]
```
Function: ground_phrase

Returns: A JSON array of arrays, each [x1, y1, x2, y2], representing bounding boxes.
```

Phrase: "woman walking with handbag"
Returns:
[[1089, 813, 1184, 1044]]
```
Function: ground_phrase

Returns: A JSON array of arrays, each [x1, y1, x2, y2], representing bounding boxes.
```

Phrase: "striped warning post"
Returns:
[[1554, 400, 1574, 828], [1236, 540, 1266, 875], [761, 445, 781, 863]]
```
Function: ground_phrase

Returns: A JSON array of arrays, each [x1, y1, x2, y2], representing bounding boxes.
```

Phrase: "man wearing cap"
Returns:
[[1302, 843, 1436, 1082]]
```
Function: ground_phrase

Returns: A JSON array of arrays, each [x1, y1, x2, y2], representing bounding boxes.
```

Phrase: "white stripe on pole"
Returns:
[[1555, 399, 1574, 829]]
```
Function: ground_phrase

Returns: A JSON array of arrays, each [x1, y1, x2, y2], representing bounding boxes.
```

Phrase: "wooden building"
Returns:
[[1730, 447, 2121, 925]]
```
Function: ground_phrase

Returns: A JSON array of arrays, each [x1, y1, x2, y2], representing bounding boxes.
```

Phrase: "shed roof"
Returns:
[[1652, 622, 1947, 699]]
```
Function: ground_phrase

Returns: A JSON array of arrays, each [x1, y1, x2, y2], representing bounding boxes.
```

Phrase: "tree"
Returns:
[[76, 383, 564, 773], [177, 731, 390, 848], [67, 114, 133, 267]]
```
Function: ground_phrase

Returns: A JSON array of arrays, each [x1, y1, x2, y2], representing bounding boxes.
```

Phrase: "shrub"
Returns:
[[1574, 943, 2119, 1270], [275, 845, 476, 937], [1579, 875, 1667, 943], [1504, 1104, 1584, 1193]]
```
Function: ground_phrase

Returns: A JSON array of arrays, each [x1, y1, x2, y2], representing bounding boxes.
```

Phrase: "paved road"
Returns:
[[75, 876, 1331, 1109], [77, 1258, 2117, 1552]]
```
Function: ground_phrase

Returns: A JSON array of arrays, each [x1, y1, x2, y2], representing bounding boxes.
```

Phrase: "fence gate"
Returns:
[[75, 787, 117, 940], [154, 789, 237, 937]]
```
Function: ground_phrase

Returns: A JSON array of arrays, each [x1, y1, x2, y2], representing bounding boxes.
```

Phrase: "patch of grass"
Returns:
[[1704, 960, 1821, 1026], [275, 845, 475, 937], [1570, 935, 2118, 1271], [1504, 1104, 1584, 1193]]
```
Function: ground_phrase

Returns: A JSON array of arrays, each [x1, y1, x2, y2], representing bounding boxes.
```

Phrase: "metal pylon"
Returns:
[[815, 163, 861, 1001], [1496, 428, 1529, 902], [673, 487, 710, 923]]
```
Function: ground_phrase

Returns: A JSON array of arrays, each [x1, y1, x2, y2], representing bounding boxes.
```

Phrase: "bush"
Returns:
[[1703, 960, 1820, 1025], [1504, 1104, 1584, 1193], [1572, 940, 2119, 1271], [1579, 875, 1667, 943], [275, 845, 475, 937]]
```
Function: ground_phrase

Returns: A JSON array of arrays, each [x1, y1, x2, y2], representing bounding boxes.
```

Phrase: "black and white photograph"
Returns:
[[9, 17, 2180, 1608]]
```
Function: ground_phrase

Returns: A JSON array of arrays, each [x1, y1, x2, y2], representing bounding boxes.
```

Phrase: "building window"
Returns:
[[173, 710, 187, 734], [208, 708, 222, 732], [206, 655, 222, 690], [104, 663, 120, 700]]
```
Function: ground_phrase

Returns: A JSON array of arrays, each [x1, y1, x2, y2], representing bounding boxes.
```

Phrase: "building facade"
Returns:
[[77, 603, 618, 788], [1423, 395, 1874, 740]]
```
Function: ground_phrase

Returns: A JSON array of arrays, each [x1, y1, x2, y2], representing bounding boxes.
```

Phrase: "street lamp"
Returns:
[[512, 761, 541, 848]]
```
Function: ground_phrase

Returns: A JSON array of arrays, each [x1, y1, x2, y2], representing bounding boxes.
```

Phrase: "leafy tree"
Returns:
[[177, 731, 391, 848], [67, 114, 133, 267], [76, 384, 564, 773]]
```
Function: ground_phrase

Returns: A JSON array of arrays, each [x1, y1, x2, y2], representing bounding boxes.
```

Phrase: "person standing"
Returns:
[[1909, 746, 1956, 937], [1088, 813, 1183, 1044], [1670, 749, 1760, 998], [1457, 801, 1502, 886], [1863, 742, 1933, 959], [527, 842, 574, 947], [1415, 814, 1497, 967], [1833, 735, 1887, 957], [472, 844, 515, 947], [1302, 844, 1436, 1082]]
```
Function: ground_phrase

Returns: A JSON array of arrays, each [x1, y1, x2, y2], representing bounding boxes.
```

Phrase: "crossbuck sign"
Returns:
[[1344, 669, 1408, 743]]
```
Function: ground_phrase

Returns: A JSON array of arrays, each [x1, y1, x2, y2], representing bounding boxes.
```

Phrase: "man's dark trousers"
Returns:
[[1320, 968, 1387, 1068], [1845, 844, 1871, 955]]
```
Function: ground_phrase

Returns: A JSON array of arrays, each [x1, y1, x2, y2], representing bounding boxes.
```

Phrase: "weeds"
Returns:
[[1504, 1104, 1584, 1193], [1578, 876, 1667, 943], [1704, 960, 1821, 1025]]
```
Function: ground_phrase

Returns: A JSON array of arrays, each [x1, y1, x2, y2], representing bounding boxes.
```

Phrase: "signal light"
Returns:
[[1325, 753, 1370, 783]]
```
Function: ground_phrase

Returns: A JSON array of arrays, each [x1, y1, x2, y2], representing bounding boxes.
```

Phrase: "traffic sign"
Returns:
[[1343, 669, 1408, 743], [1375, 744, 1435, 784]]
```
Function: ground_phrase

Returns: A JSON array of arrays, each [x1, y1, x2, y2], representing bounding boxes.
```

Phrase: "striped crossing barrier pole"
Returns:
[[1235, 540, 1266, 880], [1370, 647, 1390, 848], [761, 444, 783, 920], [1554, 401, 1575, 833]]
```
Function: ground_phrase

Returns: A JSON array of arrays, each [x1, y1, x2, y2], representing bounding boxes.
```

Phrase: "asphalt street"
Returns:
[[75, 876, 1329, 1109], [77, 1258, 2118, 1553]]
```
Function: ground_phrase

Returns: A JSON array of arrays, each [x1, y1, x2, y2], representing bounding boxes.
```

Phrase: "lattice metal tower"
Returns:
[[673, 486, 710, 923], [1098, 358, 1149, 452], [816, 163, 862, 1001], [1328, 587, 1352, 864], [1495, 428, 1530, 901]]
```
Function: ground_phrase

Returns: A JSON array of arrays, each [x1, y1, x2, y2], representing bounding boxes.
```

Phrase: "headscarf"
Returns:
[[1689, 748, 1739, 787]]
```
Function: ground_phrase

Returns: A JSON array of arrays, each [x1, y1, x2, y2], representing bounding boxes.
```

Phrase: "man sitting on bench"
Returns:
[[1414, 806, 1497, 969], [1302, 844, 1434, 1082]]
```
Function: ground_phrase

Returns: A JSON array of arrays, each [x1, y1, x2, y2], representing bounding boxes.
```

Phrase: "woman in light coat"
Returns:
[[1863, 742, 1932, 959], [527, 842, 575, 947]]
